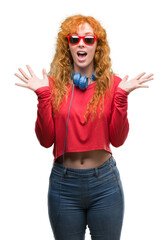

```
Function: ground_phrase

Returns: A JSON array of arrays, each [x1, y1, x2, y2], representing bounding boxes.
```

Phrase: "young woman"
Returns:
[[14, 15, 154, 240]]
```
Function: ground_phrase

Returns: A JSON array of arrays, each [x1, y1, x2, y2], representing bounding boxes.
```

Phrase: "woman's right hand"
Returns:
[[14, 65, 49, 91]]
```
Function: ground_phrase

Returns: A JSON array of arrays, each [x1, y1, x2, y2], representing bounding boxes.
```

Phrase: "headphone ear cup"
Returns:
[[79, 76, 88, 90], [92, 72, 95, 80], [71, 72, 75, 80], [73, 73, 81, 87]]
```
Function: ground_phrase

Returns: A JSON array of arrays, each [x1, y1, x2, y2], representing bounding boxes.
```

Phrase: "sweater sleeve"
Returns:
[[34, 86, 55, 148], [109, 85, 129, 147]]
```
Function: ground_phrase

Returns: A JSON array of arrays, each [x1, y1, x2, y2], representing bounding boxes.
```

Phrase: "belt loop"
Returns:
[[109, 157, 113, 167], [63, 167, 67, 177], [95, 167, 98, 178]]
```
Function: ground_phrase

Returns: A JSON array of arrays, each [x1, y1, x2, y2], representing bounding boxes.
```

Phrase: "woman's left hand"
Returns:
[[118, 72, 154, 93]]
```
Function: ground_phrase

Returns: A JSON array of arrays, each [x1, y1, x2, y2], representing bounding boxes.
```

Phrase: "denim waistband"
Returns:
[[53, 155, 116, 177]]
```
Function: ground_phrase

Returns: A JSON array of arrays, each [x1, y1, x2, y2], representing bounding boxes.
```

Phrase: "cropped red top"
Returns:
[[34, 75, 129, 163]]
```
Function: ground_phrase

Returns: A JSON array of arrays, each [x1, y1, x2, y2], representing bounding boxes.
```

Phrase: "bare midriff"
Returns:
[[56, 149, 112, 169]]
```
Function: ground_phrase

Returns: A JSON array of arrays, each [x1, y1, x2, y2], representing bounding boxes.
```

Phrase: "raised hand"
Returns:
[[118, 72, 154, 93], [14, 65, 49, 91]]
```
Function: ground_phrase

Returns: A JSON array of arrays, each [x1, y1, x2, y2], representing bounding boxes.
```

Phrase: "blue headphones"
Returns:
[[71, 72, 96, 90]]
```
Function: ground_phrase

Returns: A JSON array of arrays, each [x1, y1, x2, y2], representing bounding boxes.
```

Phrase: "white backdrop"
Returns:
[[0, 0, 168, 239]]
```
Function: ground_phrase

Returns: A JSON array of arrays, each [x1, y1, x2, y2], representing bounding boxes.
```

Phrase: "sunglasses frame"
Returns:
[[67, 35, 98, 46]]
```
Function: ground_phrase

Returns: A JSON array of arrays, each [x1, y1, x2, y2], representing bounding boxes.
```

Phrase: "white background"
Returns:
[[0, 0, 168, 239]]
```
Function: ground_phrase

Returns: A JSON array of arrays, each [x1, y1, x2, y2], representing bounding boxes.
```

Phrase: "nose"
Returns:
[[78, 38, 85, 46]]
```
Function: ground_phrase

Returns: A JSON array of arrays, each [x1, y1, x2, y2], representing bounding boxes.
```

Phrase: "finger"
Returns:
[[146, 73, 154, 77], [42, 68, 47, 78], [141, 74, 154, 80], [14, 73, 29, 83], [123, 75, 129, 81], [26, 65, 36, 77], [137, 85, 149, 89], [145, 73, 154, 78], [136, 72, 146, 80], [139, 78, 154, 84], [18, 67, 30, 80], [15, 83, 28, 88]]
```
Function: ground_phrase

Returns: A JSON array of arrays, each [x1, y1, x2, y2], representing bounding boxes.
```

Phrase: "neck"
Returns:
[[73, 62, 94, 79]]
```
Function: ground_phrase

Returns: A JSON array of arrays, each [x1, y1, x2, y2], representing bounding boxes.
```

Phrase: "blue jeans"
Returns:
[[48, 155, 124, 240]]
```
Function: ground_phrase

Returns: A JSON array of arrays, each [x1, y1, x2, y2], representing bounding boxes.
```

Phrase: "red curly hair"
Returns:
[[48, 14, 116, 123]]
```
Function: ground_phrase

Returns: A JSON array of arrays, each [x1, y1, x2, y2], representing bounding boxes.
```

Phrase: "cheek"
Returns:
[[89, 47, 96, 58], [69, 47, 76, 57]]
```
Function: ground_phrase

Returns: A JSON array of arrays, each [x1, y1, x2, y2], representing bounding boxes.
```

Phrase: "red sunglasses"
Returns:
[[67, 35, 98, 46]]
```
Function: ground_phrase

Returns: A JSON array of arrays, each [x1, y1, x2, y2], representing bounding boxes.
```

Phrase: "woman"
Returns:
[[14, 15, 153, 240]]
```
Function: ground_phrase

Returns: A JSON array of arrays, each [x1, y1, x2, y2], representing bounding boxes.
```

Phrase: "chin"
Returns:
[[75, 61, 92, 70]]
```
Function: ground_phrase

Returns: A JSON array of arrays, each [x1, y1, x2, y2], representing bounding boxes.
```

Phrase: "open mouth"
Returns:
[[77, 51, 87, 57], [77, 51, 87, 62]]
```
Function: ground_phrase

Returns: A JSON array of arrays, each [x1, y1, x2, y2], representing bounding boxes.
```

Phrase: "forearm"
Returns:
[[35, 86, 55, 148], [109, 87, 129, 147]]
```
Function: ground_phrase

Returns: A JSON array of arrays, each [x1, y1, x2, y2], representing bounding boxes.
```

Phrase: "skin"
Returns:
[[68, 22, 97, 79], [14, 22, 154, 168], [14, 66, 49, 91], [14, 22, 154, 92]]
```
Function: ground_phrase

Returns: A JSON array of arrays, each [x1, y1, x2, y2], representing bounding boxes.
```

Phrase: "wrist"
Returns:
[[117, 86, 130, 95]]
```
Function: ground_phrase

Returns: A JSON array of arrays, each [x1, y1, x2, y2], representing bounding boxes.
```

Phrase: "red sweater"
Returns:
[[35, 75, 129, 163]]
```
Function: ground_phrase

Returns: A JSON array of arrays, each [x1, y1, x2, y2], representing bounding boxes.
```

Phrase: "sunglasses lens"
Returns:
[[69, 36, 79, 44], [84, 36, 95, 45]]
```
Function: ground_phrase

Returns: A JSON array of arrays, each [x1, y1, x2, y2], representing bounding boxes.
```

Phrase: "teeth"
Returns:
[[77, 52, 87, 57], [77, 52, 87, 54]]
